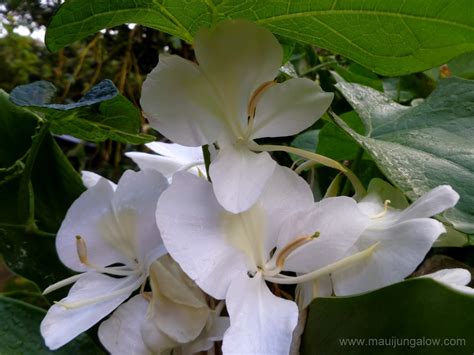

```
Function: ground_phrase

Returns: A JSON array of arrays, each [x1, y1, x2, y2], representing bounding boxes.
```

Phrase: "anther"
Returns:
[[247, 81, 276, 122], [370, 200, 391, 219], [275, 232, 320, 269], [76, 235, 89, 265]]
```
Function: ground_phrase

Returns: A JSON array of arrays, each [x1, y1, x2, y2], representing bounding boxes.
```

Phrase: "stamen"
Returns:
[[42, 274, 83, 295], [275, 232, 320, 269], [370, 200, 391, 219], [142, 292, 152, 302], [54, 277, 142, 309], [75, 235, 138, 276], [247, 81, 275, 121], [264, 242, 380, 285], [76, 235, 89, 265]]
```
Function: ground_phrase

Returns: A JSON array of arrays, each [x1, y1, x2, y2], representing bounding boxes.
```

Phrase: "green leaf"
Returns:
[[46, 0, 474, 76], [290, 129, 319, 161], [334, 78, 474, 234], [0, 296, 104, 354], [0, 91, 82, 290], [301, 278, 474, 355], [10, 80, 154, 144], [318, 111, 365, 162]]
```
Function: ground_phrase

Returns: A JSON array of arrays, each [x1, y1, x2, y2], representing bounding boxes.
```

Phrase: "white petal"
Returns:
[[279, 197, 369, 273], [56, 179, 128, 272], [422, 268, 471, 286], [146, 142, 204, 163], [222, 273, 298, 355], [98, 295, 150, 355], [259, 165, 314, 256], [332, 218, 446, 296], [141, 54, 225, 146], [251, 78, 333, 139], [210, 144, 276, 213], [113, 170, 168, 266], [398, 185, 459, 221], [125, 152, 184, 179], [194, 20, 282, 132], [41, 273, 140, 350], [81, 171, 116, 190], [156, 172, 247, 299], [421, 268, 474, 295]]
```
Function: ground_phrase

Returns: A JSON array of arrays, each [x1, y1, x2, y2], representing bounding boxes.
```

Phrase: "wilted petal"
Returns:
[[332, 219, 446, 296], [194, 20, 282, 131], [251, 78, 333, 139], [98, 295, 150, 355], [210, 144, 276, 213], [41, 273, 140, 350], [156, 173, 247, 299], [148, 258, 209, 343], [141, 55, 225, 146], [222, 273, 298, 355]]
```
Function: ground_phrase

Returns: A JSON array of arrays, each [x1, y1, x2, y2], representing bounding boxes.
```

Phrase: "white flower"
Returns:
[[332, 179, 460, 296], [98, 255, 229, 354], [126, 142, 207, 181], [156, 166, 369, 354], [421, 268, 474, 295], [141, 20, 333, 213], [40, 169, 169, 350]]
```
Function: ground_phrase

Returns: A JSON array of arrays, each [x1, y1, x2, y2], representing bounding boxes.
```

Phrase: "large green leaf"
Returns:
[[46, 0, 474, 75], [10, 80, 154, 144], [0, 91, 82, 290], [0, 296, 104, 354], [301, 278, 474, 354], [333, 78, 474, 234]]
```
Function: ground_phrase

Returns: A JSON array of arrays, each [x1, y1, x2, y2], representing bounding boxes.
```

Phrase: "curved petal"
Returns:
[[251, 78, 333, 139], [422, 268, 474, 295], [222, 273, 298, 355], [259, 165, 314, 256], [41, 273, 140, 350], [210, 144, 276, 213], [194, 20, 283, 131], [423, 268, 471, 286], [141, 54, 225, 146], [332, 218, 445, 296], [125, 152, 184, 179], [279, 197, 369, 273], [98, 295, 150, 355], [56, 179, 128, 272], [398, 185, 459, 221], [156, 172, 247, 299], [146, 142, 204, 163], [81, 171, 116, 190], [112, 170, 168, 267]]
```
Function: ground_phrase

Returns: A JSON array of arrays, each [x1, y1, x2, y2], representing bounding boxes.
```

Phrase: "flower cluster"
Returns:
[[41, 20, 467, 354]]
